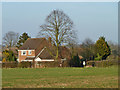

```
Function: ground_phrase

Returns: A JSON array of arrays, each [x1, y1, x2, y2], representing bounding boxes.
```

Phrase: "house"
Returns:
[[18, 38, 71, 63]]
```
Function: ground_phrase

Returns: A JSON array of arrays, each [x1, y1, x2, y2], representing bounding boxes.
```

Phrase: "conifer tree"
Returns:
[[95, 37, 111, 60], [16, 32, 30, 48]]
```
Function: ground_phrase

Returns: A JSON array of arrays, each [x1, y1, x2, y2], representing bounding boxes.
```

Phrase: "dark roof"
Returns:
[[38, 48, 55, 59], [19, 38, 46, 50], [38, 46, 71, 60]]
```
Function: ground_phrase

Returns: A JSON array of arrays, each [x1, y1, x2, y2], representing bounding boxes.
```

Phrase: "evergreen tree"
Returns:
[[70, 54, 80, 67], [95, 37, 111, 60], [16, 32, 30, 48]]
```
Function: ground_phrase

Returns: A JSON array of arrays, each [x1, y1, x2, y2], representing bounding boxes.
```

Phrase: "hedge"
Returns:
[[18, 62, 32, 68], [2, 59, 118, 68], [86, 59, 119, 67], [2, 60, 70, 68], [2, 61, 18, 68], [37, 60, 70, 68], [2, 61, 32, 68]]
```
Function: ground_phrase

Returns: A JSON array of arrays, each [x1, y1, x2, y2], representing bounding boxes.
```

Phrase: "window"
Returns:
[[28, 51, 32, 55], [21, 51, 26, 55]]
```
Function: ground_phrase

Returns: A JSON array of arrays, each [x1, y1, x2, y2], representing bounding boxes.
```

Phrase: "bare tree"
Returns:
[[79, 38, 95, 60], [37, 10, 76, 60], [3, 31, 19, 48]]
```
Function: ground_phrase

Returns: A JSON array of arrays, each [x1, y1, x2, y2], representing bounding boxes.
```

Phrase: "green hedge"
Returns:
[[37, 60, 70, 67], [2, 61, 32, 68], [86, 59, 118, 67], [2, 62, 18, 68], [2, 61, 71, 68], [18, 62, 32, 68]]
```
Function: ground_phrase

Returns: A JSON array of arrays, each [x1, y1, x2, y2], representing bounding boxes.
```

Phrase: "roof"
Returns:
[[38, 48, 55, 59], [20, 38, 71, 60], [19, 38, 46, 50]]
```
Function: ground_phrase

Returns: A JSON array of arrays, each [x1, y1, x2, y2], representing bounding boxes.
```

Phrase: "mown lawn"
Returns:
[[2, 66, 118, 88]]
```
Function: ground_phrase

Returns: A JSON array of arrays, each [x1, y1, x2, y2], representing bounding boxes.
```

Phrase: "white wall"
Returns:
[[35, 57, 54, 62]]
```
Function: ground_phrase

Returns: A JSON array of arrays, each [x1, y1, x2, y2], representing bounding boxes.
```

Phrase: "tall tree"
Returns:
[[79, 38, 95, 60], [95, 36, 111, 60], [16, 32, 30, 48], [38, 10, 76, 60], [3, 31, 19, 48]]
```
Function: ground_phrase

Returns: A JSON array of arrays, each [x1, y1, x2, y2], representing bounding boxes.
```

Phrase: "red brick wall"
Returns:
[[18, 50, 35, 62]]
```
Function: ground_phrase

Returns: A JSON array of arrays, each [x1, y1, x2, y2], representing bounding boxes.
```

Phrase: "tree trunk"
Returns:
[[55, 27, 59, 61], [56, 45, 59, 61]]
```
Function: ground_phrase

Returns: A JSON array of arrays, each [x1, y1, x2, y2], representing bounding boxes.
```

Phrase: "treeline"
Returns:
[[1, 31, 119, 62], [70, 37, 119, 61]]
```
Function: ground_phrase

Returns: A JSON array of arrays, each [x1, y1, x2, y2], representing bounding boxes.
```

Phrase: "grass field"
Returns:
[[2, 66, 118, 88]]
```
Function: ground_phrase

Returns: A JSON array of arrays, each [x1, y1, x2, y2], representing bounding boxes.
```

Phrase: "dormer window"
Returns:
[[21, 51, 26, 55], [28, 50, 32, 55]]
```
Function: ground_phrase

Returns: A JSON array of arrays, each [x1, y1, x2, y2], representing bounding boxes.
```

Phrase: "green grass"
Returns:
[[2, 66, 118, 88]]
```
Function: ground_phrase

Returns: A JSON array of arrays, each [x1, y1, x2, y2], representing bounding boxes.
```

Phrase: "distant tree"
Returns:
[[108, 41, 119, 56], [67, 39, 78, 59], [79, 38, 95, 60], [16, 32, 31, 48], [38, 10, 76, 60], [95, 37, 111, 60], [3, 31, 19, 48]]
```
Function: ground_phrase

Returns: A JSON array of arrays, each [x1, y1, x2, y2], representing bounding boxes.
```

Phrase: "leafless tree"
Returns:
[[79, 38, 95, 60], [37, 10, 76, 60], [3, 31, 19, 48]]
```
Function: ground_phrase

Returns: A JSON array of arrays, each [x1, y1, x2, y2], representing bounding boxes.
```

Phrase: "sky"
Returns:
[[2, 2, 118, 44]]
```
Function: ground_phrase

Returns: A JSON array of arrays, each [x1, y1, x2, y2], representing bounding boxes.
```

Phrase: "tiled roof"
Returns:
[[19, 38, 46, 50]]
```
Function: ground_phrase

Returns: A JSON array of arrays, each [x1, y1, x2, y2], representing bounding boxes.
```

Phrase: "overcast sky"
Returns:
[[2, 2, 118, 44]]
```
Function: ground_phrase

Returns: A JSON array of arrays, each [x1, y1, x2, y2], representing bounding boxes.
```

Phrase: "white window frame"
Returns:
[[28, 50, 32, 55], [21, 51, 26, 55]]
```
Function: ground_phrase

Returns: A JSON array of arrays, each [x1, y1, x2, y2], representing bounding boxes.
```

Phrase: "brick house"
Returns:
[[18, 38, 71, 63]]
